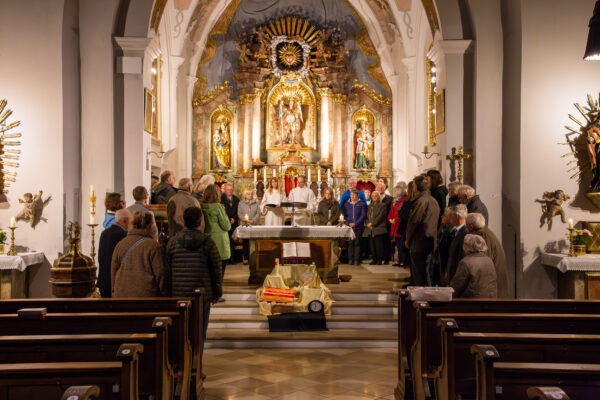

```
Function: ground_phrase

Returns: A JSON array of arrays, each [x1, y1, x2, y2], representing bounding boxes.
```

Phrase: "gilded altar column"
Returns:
[[379, 116, 391, 177], [319, 88, 333, 164], [251, 91, 262, 164], [332, 95, 347, 174], [238, 94, 253, 173]]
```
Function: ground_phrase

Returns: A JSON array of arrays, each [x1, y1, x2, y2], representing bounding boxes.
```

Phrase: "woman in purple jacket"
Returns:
[[342, 189, 367, 265]]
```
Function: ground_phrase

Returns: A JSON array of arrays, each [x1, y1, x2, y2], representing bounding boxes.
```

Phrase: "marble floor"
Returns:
[[203, 348, 397, 399]]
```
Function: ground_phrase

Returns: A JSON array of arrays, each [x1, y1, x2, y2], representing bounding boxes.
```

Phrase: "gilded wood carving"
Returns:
[[210, 105, 233, 172]]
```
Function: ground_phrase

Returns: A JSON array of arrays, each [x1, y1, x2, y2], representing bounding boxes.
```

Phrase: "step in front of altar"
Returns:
[[222, 291, 396, 302], [209, 313, 397, 329], [211, 300, 397, 315]]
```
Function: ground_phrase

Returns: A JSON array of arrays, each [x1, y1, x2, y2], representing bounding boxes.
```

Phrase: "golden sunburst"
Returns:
[[277, 43, 302, 67]]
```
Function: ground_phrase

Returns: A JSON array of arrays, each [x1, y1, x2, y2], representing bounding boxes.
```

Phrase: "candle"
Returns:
[[253, 169, 257, 183], [10, 216, 15, 228], [89, 214, 96, 225], [273, 168, 277, 177], [318, 168, 322, 182], [307, 169, 311, 182], [339, 214, 344, 222], [424, 145, 428, 153], [263, 168, 267, 182], [568, 218, 574, 229], [244, 214, 249, 221], [327, 169, 331, 182], [160, 143, 165, 153]]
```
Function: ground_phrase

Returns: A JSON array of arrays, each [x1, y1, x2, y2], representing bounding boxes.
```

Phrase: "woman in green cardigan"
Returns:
[[201, 184, 231, 277]]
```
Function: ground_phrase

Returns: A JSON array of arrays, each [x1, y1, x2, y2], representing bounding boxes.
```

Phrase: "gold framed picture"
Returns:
[[144, 88, 154, 134], [434, 89, 445, 135]]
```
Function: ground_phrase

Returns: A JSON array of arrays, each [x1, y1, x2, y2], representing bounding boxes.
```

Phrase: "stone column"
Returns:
[[195, 115, 205, 174], [379, 115, 391, 177], [251, 92, 262, 165], [319, 88, 333, 164], [332, 95, 347, 174], [428, 40, 472, 182], [239, 94, 253, 172], [236, 102, 246, 174], [114, 36, 155, 205]]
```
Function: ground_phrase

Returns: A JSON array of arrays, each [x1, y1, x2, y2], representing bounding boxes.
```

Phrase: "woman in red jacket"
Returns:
[[388, 185, 407, 266]]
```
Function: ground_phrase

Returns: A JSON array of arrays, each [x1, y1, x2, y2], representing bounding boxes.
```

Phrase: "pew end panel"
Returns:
[[410, 301, 432, 400], [470, 344, 500, 400], [433, 318, 459, 400]]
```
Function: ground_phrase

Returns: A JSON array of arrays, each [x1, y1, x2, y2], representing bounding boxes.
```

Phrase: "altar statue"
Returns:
[[354, 122, 374, 169], [279, 99, 304, 146], [213, 122, 231, 170]]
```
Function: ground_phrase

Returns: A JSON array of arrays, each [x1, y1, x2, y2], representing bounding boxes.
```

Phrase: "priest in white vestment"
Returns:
[[286, 176, 316, 226], [260, 177, 285, 225]]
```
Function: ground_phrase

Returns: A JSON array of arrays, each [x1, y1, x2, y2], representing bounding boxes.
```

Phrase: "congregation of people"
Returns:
[[97, 168, 507, 338]]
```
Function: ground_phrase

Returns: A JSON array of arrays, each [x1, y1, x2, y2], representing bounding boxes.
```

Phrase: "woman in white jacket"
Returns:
[[260, 177, 285, 225]]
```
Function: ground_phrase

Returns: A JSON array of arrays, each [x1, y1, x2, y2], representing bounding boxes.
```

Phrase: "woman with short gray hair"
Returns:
[[449, 234, 497, 298]]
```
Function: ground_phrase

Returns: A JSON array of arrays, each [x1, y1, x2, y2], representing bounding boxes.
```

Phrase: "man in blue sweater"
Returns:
[[340, 178, 367, 208]]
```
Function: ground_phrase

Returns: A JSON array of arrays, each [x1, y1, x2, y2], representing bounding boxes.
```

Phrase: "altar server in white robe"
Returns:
[[261, 177, 285, 225], [287, 175, 317, 226]]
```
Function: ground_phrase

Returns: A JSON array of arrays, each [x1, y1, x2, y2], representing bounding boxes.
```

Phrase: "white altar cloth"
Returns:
[[541, 252, 600, 273], [0, 252, 45, 272], [233, 225, 355, 240]]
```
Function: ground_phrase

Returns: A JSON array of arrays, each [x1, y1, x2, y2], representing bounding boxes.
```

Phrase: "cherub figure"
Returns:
[[16, 190, 52, 228], [536, 190, 569, 230]]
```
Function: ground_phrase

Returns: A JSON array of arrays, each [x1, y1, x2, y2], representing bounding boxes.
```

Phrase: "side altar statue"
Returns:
[[233, 225, 355, 285]]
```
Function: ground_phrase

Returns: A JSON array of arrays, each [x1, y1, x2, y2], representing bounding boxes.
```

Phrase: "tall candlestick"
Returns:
[[7, 226, 17, 256]]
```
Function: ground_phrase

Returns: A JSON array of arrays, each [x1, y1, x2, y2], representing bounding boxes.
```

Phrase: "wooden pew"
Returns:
[[526, 387, 570, 400], [471, 344, 600, 400], [0, 290, 205, 398], [0, 344, 141, 400], [395, 291, 600, 400], [0, 330, 172, 400], [0, 310, 192, 400], [61, 386, 101, 400], [434, 318, 600, 400]]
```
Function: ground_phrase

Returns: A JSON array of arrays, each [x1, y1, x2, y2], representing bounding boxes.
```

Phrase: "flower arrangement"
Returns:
[[0, 230, 6, 244], [572, 229, 593, 245]]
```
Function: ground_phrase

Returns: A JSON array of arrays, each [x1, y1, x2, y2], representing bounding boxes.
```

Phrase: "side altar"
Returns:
[[233, 226, 355, 285]]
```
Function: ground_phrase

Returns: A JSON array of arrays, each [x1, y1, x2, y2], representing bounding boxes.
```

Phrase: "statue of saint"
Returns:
[[354, 122, 374, 169], [587, 124, 600, 191], [213, 121, 231, 170], [279, 98, 304, 146]]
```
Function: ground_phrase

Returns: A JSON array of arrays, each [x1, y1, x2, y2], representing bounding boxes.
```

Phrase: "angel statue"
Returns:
[[15, 190, 52, 228], [535, 189, 569, 230]]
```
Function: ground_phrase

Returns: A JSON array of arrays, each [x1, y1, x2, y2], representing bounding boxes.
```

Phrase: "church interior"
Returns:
[[2, 0, 600, 399]]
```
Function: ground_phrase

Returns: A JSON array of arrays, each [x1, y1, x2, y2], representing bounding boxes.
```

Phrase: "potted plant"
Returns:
[[572, 229, 592, 256], [0, 230, 7, 255]]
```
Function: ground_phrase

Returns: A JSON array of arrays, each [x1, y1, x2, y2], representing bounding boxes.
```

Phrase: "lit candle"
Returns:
[[568, 218, 574, 229], [10, 216, 15, 228], [89, 214, 96, 225], [339, 214, 344, 222], [327, 169, 331, 182], [318, 168, 322, 182], [307, 169, 311, 182], [263, 168, 267, 182], [244, 214, 249, 221], [253, 169, 257, 183], [273, 168, 277, 177]]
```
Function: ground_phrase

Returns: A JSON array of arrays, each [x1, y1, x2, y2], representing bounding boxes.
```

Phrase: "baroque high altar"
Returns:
[[192, 15, 393, 195]]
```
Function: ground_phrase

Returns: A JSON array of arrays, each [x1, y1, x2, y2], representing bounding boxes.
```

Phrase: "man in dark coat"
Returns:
[[458, 185, 489, 225], [220, 183, 240, 263], [377, 183, 393, 264], [427, 170, 448, 225], [166, 207, 222, 344], [405, 175, 440, 286], [446, 204, 468, 283], [151, 170, 177, 204], [466, 212, 509, 298], [97, 209, 131, 297]]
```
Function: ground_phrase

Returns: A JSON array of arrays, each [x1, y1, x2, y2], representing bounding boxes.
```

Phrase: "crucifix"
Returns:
[[446, 146, 471, 183]]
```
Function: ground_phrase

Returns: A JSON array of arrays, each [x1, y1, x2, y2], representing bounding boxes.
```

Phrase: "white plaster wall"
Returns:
[[0, 0, 67, 297], [517, 0, 600, 297]]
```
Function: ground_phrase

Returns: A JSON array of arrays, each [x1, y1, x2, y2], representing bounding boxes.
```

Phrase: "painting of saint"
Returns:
[[213, 121, 231, 170], [279, 98, 304, 146], [354, 122, 375, 170]]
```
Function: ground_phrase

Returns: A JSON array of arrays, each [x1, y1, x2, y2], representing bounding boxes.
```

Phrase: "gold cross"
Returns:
[[446, 146, 472, 183]]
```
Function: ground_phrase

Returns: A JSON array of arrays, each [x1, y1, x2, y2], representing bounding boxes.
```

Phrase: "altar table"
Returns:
[[0, 252, 45, 299], [541, 252, 600, 299], [233, 226, 355, 284]]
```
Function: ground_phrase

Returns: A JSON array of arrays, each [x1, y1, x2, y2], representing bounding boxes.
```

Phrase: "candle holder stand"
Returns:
[[87, 223, 99, 264], [568, 227, 576, 257], [7, 227, 17, 256]]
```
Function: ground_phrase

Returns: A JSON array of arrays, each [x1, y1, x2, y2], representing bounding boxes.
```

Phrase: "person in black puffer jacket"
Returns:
[[427, 170, 448, 226], [396, 181, 416, 267], [166, 206, 222, 344]]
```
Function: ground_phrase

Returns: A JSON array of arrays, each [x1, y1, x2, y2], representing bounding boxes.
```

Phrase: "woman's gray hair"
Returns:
[[463, 234, 488, 255], [393, 185, 406, 197], [242, 189, 254, 199], [466, 213, 486, 230], [458, 185, 476, 197], [448, 204, 468, 220], [194, 174, 216, 193]]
